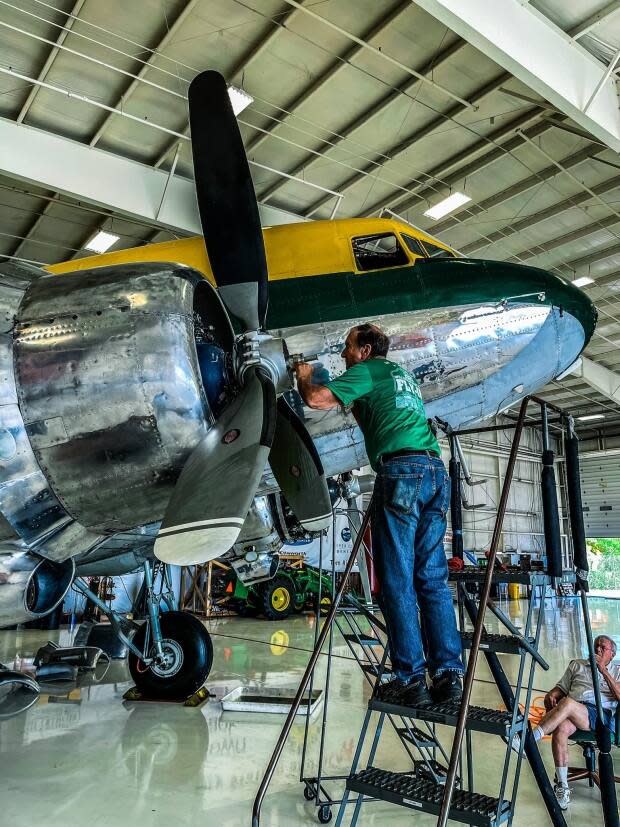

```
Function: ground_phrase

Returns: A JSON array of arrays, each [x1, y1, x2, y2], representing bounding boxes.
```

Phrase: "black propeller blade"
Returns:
[[188, 70, 268, 331], [154, 70, 332, 566], [155, 367, 276, 565], [269, 398, 332, 534]]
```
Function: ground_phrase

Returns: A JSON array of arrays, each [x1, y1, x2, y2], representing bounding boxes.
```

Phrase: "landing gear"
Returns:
[[128, 611, 213, 700], [73, 560, 213, 700]]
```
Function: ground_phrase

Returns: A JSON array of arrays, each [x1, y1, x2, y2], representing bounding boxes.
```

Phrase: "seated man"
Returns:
[[513, 634, 620, 810]]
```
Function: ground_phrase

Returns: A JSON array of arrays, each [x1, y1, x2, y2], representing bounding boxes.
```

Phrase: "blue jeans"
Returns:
[[371, 454, 464, 682]]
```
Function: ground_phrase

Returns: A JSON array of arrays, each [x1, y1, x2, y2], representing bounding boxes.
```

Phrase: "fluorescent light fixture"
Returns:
[[572, 276, 593, 288], [228, 85, 253, 115], [424, 191, 471, 220], [576, 413, 605, 422], [84, 230, 119, 254]]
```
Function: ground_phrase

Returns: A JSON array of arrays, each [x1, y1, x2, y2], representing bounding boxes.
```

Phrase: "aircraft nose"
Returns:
[[414, 257, 597, 351]]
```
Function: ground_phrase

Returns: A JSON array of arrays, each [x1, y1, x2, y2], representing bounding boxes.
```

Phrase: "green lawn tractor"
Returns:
[[226, 563, 333, 621]]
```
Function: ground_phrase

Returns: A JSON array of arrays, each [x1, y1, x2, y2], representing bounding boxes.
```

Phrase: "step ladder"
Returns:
[[252, 396, 618, 827], [335, 567, 555, 827]]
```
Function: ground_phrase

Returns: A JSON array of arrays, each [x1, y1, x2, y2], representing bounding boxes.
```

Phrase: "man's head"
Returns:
[[594, 634, 617, 666], [341, 323, 390, 369]]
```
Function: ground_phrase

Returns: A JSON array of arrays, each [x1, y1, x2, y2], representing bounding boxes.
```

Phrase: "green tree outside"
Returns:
[[587, 538, 620, 590]]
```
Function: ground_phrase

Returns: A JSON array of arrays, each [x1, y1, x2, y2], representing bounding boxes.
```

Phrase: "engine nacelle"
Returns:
[[0, 547, 75, 626], [226, 493, 313, 586]]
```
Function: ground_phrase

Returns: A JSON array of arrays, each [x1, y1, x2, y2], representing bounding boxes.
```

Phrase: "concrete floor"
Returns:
[[0, 596, 618, 826]]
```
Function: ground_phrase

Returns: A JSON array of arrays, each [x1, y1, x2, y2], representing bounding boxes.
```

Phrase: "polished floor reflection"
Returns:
[[0, 596, 618, 826]]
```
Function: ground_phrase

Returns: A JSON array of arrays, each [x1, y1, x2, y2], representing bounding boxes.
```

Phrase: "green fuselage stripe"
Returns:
[[264, 259, 596, 347]]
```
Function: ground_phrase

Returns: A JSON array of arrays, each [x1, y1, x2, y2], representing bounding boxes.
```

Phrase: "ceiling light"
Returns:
[[228, 85, 253, 115], [84, 230, 119, 254], [576, 414, 605, 421], [424, 192, 471, 220], [572, 276, 593, 288]]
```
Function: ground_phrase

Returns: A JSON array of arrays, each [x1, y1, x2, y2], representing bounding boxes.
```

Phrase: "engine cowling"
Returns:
[[0, 546, 75, 626]]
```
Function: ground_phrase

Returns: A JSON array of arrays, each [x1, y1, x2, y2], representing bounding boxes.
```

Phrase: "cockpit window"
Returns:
[[401, 233, 426, 257], [352, 233, 409, 271], [421, 240, 456, 258]]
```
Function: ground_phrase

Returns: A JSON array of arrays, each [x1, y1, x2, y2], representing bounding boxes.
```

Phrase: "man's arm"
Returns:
[[294, 363, 340, 410], [597, 657, 620, 703], [544, 686, 567, 710]]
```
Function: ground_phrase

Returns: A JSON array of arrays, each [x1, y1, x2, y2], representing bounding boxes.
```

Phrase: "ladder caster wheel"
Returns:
[[303, 785, 314, 801], [318, 804, 332, 823]]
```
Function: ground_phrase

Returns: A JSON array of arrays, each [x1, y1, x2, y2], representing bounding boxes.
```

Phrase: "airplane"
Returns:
[[0, 70, 596, 702]]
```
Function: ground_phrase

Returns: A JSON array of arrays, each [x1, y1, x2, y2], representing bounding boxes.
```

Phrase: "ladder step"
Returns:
[[449, 566, 551, 585], [461, 631, 535, 655], [370, 698, 522, 736], [395, 726, 438, 750], [347, 767, 512, 827], [342, 633, 382, 647], [360, 663, 392, 677]]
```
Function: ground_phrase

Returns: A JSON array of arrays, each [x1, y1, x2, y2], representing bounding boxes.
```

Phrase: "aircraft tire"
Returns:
[[128, 611, 213, 700]]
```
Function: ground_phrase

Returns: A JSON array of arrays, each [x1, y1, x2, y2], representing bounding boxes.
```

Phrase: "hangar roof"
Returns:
[[1, 0, 620, 436]]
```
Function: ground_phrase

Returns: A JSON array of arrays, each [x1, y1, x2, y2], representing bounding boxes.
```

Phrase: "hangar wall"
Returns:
[[449, 426, 570, 568]]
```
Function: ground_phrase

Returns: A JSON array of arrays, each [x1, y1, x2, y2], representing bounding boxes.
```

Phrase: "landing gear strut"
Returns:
[[73, 560, 213, 700]]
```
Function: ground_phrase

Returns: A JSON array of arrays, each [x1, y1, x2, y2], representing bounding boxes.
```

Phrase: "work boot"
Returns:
[[374, 676, 408, 704], [431, 671, 463, 703], [400, 676, 433, 707]]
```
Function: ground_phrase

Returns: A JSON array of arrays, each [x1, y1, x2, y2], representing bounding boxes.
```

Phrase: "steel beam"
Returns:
[[571, 1, 620, 41], [16, 0, 87, 124], [245, 0, 410, 157], [461, 171, 620, 256], [566, 356, 620, 406], [153, 3, 298, 169], [414, 0, 620, 152], [88, 0, 201, 148], [361, 109, 548, 218], [257, 39, 466, 204], [0, 117, 304, 233], [300, 69, 510, 218]]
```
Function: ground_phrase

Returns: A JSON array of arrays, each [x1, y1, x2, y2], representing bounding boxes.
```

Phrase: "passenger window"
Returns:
[[421, 240, 455, 258], [401, 233, 426, 257], [351, 233, 409, 271]]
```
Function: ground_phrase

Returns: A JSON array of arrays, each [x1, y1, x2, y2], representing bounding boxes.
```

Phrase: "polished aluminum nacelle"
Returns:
[[0, 545, 75, 626], [12, 262, 232, 536]]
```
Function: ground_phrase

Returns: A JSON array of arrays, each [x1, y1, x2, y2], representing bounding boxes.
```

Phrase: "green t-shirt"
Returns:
[[325, 358, 440, 471]]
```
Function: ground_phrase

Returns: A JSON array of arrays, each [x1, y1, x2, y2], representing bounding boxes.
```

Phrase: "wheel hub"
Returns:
[[151, 638, 184, 678], [271, 586, 290, 612]]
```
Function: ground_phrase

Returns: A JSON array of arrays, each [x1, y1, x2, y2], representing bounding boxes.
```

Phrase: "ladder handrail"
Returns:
[[437, 396, 531, 827], [251, 500, 374, 827]]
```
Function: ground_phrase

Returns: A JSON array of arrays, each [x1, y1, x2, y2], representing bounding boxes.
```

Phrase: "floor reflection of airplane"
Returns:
[[0, 70, 596, 700]]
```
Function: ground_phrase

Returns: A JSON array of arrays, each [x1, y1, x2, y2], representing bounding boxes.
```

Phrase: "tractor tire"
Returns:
[[260, 575, 296, 621]]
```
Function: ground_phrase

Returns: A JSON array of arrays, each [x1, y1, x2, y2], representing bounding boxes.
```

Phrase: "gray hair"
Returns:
[[595, 634, 617, 657]]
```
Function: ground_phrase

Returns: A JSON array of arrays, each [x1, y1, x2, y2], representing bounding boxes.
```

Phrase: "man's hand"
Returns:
[[544, 687, 565, 710], [596, 653, 609, 676], [294, 362, 339, 410], [294, 362, 313, 382]]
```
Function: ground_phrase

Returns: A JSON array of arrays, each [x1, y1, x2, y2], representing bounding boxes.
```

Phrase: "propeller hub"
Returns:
[[235, 332, 292, 394]]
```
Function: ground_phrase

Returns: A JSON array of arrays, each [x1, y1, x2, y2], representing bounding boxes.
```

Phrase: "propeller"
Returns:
[[188, 70, 268, 331], [269, 398, 332, 533], [155, 366, 276, 565], [154, 70, 332, 565]]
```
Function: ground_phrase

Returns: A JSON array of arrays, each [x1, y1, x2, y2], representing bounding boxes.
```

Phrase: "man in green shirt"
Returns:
[[295, 323, 463, 706]]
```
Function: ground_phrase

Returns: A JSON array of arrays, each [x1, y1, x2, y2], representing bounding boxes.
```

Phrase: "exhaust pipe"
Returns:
[[0, 547, 75, 627]]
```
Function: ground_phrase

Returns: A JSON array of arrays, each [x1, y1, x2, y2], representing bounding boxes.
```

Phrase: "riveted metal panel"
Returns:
[[13, 263, 214, 534]]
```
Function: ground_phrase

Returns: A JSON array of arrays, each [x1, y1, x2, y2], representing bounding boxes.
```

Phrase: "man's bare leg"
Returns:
[[538, 696, 591, 738], [537, 697, 590, 800]]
